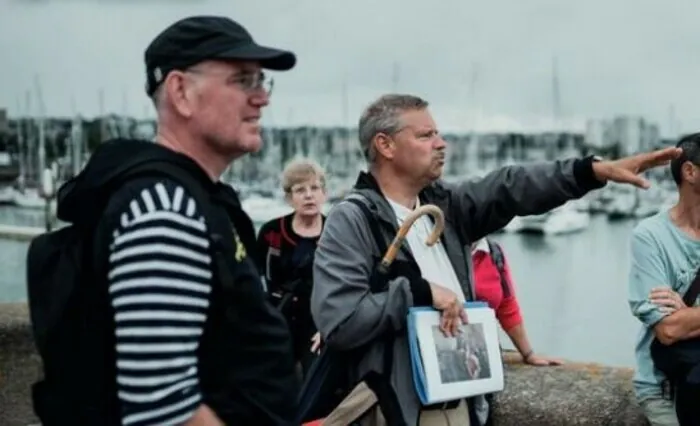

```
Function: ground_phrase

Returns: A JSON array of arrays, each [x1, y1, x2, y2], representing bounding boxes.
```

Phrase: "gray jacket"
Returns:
[[311, 158, 603, 425]]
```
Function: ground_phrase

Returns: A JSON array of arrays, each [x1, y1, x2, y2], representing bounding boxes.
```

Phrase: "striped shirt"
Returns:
[[107, 180, 212, 425]]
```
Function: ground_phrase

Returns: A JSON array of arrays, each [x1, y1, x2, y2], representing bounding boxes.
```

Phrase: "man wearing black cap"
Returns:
[[27, 16, 301, 426], [144, 14, 296, 167]]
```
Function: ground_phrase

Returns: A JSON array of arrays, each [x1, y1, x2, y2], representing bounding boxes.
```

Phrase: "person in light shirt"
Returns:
[[628, 133, 700, 426]]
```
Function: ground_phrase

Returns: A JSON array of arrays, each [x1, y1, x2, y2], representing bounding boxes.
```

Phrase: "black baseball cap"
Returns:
[[144, 15, 297, 96]]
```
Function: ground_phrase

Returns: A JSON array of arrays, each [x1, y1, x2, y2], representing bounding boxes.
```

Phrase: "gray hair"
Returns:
[[357, 94, 429, 162], [281, 157, 326, 193]]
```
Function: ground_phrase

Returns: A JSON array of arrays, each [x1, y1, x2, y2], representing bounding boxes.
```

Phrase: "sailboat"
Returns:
[[12, 78, 58, 214], [504, 202, 590, 235]]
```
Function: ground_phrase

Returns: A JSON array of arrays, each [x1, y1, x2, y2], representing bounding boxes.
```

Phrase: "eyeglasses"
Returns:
[[231, 72, 274, 96], [185, 68, 274, 96], [289, 183, 323, 196]]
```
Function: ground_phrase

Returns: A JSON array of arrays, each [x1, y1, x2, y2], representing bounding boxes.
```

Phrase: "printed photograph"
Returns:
[[432, 323, 492, 384]]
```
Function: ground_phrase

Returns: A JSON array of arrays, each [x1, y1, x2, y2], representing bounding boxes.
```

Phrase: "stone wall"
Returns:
[[492, 352, 648, 425], [0, 302, 649, 426], [0, 304, 40, 426]]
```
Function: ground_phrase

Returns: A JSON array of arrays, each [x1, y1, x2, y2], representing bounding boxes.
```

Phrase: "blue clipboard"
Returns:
[[407, 302, 488, 405]]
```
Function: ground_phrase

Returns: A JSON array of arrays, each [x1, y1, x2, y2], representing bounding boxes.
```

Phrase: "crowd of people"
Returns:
[[25, 13, 699, 426]]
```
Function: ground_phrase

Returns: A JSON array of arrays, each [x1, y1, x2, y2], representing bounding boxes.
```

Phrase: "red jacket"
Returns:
[[471, 240, 523, 331]]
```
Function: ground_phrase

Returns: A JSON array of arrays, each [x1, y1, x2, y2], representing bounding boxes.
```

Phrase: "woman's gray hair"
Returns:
[[357, 94, 429, 162], [281, 157, 326, 194]]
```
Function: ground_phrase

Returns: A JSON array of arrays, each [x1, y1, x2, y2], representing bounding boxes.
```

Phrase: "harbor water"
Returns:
[[0, 204, 642, 369]]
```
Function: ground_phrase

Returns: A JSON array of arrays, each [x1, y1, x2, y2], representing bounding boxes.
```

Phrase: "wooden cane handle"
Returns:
[[380, 204, 445, 268]]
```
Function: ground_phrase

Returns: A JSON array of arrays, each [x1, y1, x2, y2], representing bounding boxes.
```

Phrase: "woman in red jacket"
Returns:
[[471, 238, 563, 366]]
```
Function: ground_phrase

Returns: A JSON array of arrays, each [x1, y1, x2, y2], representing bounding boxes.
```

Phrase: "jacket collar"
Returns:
[[350, 171, 475, 300], [352, 170, 451, 224], [351, 171, 400, 231]]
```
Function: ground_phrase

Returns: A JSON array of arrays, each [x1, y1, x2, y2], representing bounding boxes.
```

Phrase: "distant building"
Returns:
[[584, 119, 614, 149], [584, 116, 660, 155], [0, 108, 7, 133], [443, 133, 472, 175]]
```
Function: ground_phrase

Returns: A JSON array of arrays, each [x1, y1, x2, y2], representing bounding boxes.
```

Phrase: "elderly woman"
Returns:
[[256, 158, 327, 377], [471, 237, 563, 366]]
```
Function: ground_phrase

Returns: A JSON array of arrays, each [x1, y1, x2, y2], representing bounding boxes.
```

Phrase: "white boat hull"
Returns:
[[505, 206, 590, 235], [13, 189, 47, 209], [11, 188, 58, 215], [242, 195, 293, 224]]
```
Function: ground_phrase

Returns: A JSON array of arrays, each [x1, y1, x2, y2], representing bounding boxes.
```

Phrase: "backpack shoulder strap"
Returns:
[[118, 161, 212, 210], [344, 195, 390, 294], [344, 195, 389, 257], [116, 160, 234, 285], [342, 194, 399, 418], [486, 239, 511, 298], [683, 266, 700, 307], [93, 159, 220, 258]]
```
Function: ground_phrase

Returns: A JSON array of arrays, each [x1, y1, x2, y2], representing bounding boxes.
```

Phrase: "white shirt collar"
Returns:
[[385, 197, 420, 221]]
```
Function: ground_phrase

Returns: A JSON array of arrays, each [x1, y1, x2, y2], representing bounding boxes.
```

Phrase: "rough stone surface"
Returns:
[[1, 303, 650, 425], [0, 303, 40, 426], [491, 352, 649, 426]]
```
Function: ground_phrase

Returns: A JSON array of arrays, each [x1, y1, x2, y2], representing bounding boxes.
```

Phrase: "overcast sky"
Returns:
[[1, 0, 699, 135]]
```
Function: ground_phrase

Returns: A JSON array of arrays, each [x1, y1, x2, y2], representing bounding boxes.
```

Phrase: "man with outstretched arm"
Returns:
[[312, 93, 680, 426]]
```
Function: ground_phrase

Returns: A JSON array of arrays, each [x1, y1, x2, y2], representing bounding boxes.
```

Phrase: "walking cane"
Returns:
[[315, 204, 446, 426], [377, 204, 445, 273]]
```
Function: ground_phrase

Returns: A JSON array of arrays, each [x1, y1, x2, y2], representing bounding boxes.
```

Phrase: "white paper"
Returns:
[[413, 306, 504, 403]]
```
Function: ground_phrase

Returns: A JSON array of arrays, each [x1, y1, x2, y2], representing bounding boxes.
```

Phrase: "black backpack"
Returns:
[[485, 239, 510, 298], [26, 161, 227, 425], [650, 267, 700, 426], [480, 239, 511, 426], [271, 250, 315, 313]]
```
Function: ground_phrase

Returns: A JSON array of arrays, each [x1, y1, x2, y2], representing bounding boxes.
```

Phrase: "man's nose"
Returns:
[[250, 91, 270, 107], [435, 136, 447, 149]]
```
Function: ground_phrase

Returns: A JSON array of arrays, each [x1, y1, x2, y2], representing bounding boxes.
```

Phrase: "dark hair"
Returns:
[[670, 132, 700, 186]]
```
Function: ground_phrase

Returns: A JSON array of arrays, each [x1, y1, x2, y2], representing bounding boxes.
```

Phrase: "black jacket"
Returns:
[[57, 139, 299, 425]]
